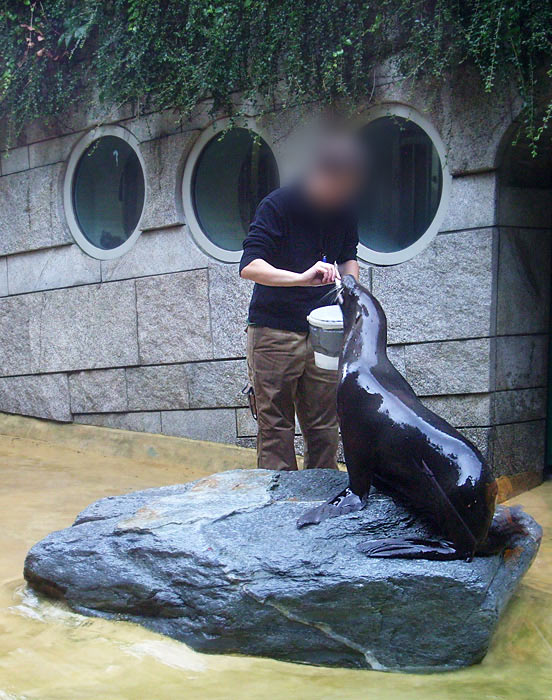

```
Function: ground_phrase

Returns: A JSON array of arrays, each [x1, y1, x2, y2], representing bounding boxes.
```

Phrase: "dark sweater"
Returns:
[[239, 185, 358, 332]]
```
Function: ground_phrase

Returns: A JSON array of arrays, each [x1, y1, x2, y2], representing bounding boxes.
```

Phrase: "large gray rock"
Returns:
[[492, 387, 546, 425], [0, 292, 42, 376], [0, 257, 7, 297], [28, 132, 80, 169], [1, 145, 30, 175], [24, 469, 541, 672], [491, 420, 546, 477], [73, 411, 162, 433], [421, 393, 492, 428]]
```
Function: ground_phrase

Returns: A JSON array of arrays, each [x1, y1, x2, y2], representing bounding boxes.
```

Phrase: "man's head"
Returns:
[[302, 132, 365, 211]]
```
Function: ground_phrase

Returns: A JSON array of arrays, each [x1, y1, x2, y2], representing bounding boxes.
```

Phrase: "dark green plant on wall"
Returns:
[[0, 0, 551, 151]]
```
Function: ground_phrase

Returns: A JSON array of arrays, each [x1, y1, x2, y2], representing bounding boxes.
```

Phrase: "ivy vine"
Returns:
[[0, 0, 551, 152]]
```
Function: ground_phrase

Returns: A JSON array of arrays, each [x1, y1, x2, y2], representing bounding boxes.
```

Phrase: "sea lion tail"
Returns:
[[476, 505, 528, 556]]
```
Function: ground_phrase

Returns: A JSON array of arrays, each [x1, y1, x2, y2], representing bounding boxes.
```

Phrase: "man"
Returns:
[[239, 135, 362, 471]]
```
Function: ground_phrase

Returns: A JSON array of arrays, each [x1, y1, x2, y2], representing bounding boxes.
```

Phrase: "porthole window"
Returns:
[[357, 106, 451, 266], [183, 120, 280, 262], [64, 126, 146, 260]]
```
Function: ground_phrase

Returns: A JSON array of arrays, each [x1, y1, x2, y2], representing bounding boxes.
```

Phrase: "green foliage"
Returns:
[[0, 1, 551, 151]]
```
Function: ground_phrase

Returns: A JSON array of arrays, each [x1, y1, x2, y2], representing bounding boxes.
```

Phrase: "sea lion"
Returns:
[[297, 275, 517, 561]]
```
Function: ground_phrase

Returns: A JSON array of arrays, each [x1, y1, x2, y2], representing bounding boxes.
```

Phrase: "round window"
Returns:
[[64, 126, 146, 259], [184, 123, 279, 262], [357, 108, 450, 265]]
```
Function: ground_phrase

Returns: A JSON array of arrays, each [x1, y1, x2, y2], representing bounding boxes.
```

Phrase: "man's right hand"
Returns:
[[240, 258, 340, 287], [298, 261, 338, 286]]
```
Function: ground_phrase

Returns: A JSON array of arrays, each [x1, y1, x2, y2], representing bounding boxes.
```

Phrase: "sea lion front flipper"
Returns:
[[296, 487, 366, 529], [358, 537, 463, 561]]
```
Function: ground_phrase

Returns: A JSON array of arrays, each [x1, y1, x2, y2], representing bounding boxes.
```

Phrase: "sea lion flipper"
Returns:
[[357, 537, 463, 561], [296, 487, 366, 529]]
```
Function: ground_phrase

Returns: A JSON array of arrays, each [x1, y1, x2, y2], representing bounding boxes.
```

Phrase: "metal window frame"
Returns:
[[63, 125, 147, 260], [181, 117, 281, 263], [355, 104, 452, 267]]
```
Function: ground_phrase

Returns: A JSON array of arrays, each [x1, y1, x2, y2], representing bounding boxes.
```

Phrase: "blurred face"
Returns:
[[304, 167, 362, 210]]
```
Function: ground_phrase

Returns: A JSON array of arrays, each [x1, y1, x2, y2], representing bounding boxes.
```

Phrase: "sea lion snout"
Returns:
[[340, 274, 359, 295], [338, 274, 360, 309], [338, 275, 367, 328]]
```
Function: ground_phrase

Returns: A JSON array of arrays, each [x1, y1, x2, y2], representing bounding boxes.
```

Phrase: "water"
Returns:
[[1, 433, 551, 699]]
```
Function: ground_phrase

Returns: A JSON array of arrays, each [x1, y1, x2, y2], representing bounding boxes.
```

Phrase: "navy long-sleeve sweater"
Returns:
[[239, 185, 358, 332]]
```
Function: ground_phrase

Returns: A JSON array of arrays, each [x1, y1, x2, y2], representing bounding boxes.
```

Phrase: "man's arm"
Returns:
[[240, 258, 338, 287], [337, 259, 359, 280]]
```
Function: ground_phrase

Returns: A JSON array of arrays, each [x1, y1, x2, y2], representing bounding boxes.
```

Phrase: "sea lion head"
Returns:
[[337, 275, 387, 354], [338, 275, 372, 330]]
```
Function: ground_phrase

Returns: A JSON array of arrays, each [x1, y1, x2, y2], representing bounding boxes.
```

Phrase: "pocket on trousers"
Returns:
[[251, 326, 305, 355]]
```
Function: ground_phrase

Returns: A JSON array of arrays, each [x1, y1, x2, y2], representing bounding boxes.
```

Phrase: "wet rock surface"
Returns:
[[24, 469, 541, 672]]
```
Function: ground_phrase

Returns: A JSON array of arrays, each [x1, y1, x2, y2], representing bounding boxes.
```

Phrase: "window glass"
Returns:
[[73, 135, 145, 251], [358, 116, 443, 254], [192, 128, 279, 251]]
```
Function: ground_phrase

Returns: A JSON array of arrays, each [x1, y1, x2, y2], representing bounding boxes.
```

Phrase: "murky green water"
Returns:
[[0, 434, 551, 699]]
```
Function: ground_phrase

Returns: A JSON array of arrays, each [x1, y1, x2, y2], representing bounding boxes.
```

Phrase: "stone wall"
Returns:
[[0, 71, 548, 487], [491, 144, 552, 485]]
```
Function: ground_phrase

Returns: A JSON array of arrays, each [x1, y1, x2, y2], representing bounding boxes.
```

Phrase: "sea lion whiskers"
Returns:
[[318, 283, 341, 305], [334, 277, 344, 305]]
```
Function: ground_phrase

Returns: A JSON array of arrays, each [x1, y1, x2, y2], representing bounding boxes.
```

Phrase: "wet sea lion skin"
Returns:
[[297, 275, 498, 560]]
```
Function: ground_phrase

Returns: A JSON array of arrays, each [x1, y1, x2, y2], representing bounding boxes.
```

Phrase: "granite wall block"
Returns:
[[69, 369, 128, 414], [136, 270, 212, 364], [0, 163, 71, 256], [161, 408, 237, 443], [37, 281, 139, 373], [0, 373, 70, 421], [7, 244, 101, 295], [495, 335, 548, 391], [496, 228, 551, 336], [101, 227, 208, 282], [186, 359, 248, 408], [208, 262, 253, 358], [126, 364, 190, 410], [405, 338, 491, 396], [372, 229, 493, 344], [74, 412, 162, 433]]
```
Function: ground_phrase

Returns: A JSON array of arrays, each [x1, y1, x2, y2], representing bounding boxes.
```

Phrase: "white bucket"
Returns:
[[307, 305, 344, 370]]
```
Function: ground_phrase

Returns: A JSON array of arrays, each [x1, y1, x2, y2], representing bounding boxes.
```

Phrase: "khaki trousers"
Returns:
[[247, 325, 339, 471]]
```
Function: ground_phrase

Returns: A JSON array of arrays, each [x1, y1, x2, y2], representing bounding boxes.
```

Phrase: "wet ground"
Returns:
[[0, 427, 551, 699]]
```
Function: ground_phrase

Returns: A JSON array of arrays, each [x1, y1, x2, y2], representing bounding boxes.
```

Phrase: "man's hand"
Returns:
[[240, 258, 342, 287], [298, 261, 339, 286]]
